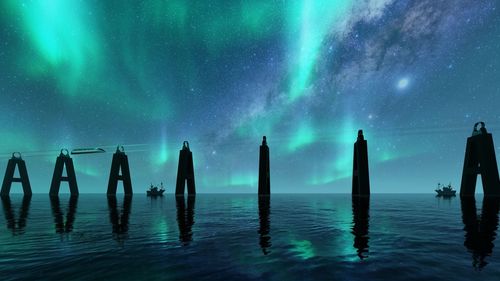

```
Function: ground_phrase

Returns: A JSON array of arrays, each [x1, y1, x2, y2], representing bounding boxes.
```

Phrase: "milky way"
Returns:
[[1, 0, 499, 193]]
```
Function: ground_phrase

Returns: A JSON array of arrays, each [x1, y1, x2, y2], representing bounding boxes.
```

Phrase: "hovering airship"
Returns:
[[71, 147, 106, 155]]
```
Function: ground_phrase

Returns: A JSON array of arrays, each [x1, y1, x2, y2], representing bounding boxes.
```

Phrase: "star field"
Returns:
[[0, 0, 500, 193]]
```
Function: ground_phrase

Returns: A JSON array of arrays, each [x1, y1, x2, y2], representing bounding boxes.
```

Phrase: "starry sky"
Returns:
[[1, 0, 499, 193]]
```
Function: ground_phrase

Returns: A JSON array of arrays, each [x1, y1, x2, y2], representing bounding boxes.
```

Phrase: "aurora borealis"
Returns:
[[1, 0, 499, 193]]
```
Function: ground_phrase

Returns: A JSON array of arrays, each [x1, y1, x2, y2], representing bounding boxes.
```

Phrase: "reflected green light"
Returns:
[[337, 206, 360, 260], [290, 239, 315, 259], [153, 218, 170, 243], [229, 197, 255, 209]]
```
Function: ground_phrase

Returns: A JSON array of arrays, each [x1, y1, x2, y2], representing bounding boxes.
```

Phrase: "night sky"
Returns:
[[1, 0, 499, 193]]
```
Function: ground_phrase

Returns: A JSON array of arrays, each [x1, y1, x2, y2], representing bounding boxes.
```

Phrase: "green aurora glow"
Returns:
[[0, 1, 499, 193]]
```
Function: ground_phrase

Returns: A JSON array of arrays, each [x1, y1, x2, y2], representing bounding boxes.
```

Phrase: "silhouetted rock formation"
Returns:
[[258, 196, 271, 255], [108, 195, 132, 240], [352, 130, 370, 197], [176, 141, 196, 195], [460, 122, 500, 197], [461, 197, 500, 269], [352, 196, 370, 259], [176, 195, 195, 245], [1, 195, 31, 235], [50, 195, 78, 234], [1, 153, 32, 196], [258, 136, 270, 196], [107, 146, 133, 196], [50, 149, 79, 196]]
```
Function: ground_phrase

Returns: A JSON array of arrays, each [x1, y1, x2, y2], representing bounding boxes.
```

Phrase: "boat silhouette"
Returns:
[[435, 183, 456, 197], [147, 182, 165, 196]]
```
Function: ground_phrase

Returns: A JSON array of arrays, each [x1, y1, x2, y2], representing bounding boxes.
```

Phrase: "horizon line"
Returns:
[[1, 192, 483, 195]]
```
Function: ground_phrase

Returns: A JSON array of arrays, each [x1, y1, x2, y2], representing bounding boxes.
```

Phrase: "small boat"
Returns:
[[435, 183, 456, 197], [147, 182, 165, 197], [71, 147, 106, 155]]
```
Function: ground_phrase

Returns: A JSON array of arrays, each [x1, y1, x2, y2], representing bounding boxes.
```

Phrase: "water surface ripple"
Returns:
[[0, 194, 499, 280]]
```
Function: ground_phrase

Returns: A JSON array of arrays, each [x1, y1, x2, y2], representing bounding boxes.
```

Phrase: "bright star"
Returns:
[[397, 78, 409, 90]]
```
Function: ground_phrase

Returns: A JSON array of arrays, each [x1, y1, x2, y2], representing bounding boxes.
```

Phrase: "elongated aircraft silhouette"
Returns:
[[71, 148, 106, 155]]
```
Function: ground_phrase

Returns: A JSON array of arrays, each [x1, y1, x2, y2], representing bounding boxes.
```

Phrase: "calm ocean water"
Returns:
[[0, 193, 499, 281]]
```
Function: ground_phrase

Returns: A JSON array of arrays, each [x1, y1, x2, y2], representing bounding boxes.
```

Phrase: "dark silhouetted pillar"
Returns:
[[258, 136, 270, 195], [352, 196, 370, 259], [258, 196, 271, 255], [352, 130, 370, 197], [107, 146, 133, 196], [50, 149, 79, 196], [175, 141, 196, 195], [1, 195, 31, 235], [460, 122, 500, 197], [176, 195, 195, 245], [1, 153, 32, 197], [50, 195, 78, 234], [461, 197, 500, 269]]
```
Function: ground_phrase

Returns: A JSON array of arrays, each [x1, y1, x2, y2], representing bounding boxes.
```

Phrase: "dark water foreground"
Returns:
[[0, 194, 499, 281]]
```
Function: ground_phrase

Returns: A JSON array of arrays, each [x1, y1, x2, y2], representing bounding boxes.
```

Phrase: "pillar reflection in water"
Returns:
[[351, 196, 370, 259], [461, 197, 500, 269], [258, 196, 271, 255], [50, 195, 78, 234], [1, 195, 31, 235], [176, 195, 195, 245], [108, 195, 132, 241]]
